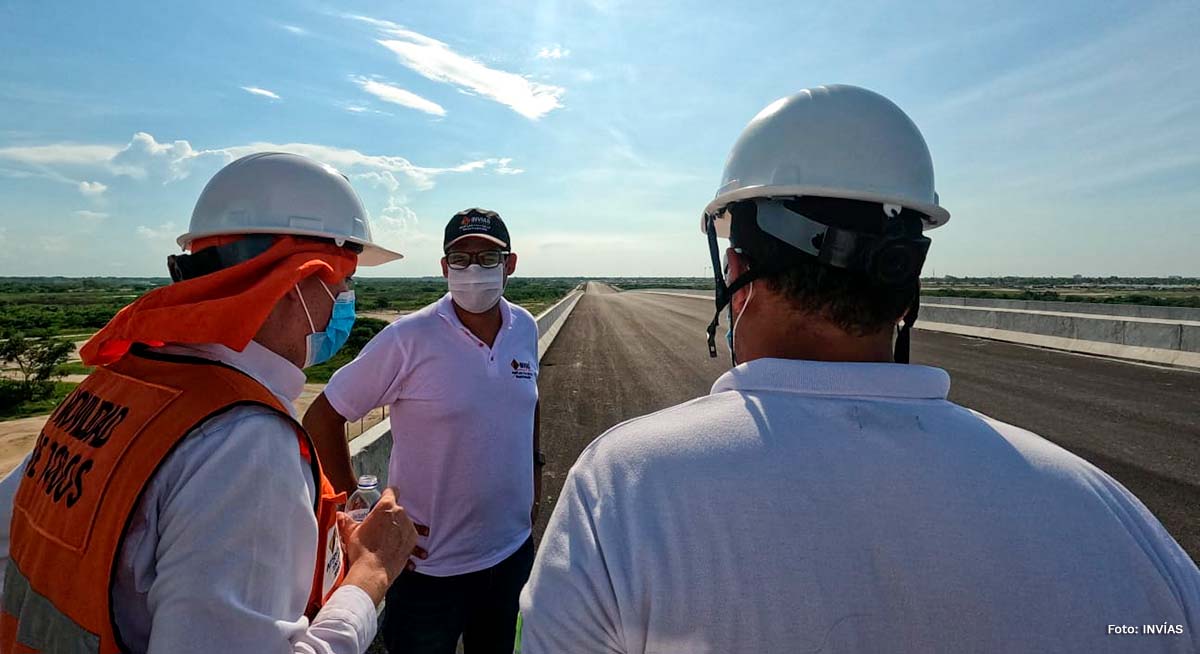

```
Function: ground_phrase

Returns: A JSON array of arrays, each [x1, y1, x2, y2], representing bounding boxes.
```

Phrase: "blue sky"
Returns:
[[0, 0, 1197, 277]]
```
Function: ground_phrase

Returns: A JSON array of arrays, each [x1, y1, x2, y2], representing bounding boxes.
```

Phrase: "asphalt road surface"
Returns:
[[534, 282, 1200, 562]]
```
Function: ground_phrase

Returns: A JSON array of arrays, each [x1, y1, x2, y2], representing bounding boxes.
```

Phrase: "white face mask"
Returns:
[[447, 264, 505, 313]]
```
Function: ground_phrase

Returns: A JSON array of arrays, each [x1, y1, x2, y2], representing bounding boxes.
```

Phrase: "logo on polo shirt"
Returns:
[[510, 359, 534, 380]]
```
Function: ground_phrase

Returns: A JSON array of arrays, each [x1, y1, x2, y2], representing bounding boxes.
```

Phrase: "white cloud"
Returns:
[[352, 77, 446, 116], [0, 143, 119, 166], [78, 180, 107, 196], [536, 46, 570, 60], [280, 24, 308, 36], [371, 199, 440, 265], [0, 145, 115, 189], [241, 86, 282, 100], [110, 132, 233, 182], [220, 141, 522, 192], [348, 14, 564, 120], [342, 103, 393, 116], [15, 132, 525, 193], [493, 158, 524, 175], [136, 222, 179, 242], [2, 131, 521, 264]]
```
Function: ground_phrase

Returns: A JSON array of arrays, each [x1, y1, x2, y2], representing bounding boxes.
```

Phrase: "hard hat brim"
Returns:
[[357, 241, 405, 266]]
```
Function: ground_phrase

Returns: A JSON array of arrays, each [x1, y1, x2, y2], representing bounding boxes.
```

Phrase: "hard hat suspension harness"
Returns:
[[704, 198, 929, 364], [167, 235, 363, 282]]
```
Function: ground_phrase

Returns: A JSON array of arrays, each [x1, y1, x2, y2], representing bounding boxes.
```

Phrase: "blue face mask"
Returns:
[[726, 282, 754, 366], [298, 281, 356, 368]]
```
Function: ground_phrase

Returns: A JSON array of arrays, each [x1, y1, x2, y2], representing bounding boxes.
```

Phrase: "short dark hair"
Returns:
[[728, 197, 919, 336]]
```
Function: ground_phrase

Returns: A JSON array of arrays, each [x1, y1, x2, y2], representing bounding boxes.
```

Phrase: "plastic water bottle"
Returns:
[[346, 475, 381, 523]]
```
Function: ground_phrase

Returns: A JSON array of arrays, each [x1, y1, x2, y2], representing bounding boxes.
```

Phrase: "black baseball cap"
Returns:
[[443, 208, 511, 252]]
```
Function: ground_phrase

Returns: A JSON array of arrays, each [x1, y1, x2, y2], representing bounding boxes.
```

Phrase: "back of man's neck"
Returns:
[[738, 316, 894, 365]]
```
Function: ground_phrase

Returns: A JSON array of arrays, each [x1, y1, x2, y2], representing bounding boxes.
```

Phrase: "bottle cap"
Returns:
[[357, 474, 378, 489]]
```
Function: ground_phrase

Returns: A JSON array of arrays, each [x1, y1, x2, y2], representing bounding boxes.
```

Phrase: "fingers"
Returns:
[[405, 560, 416, 572], [413, 546, 429, 560], [336, 512, 355, 539], [369, 489, 428, 536]]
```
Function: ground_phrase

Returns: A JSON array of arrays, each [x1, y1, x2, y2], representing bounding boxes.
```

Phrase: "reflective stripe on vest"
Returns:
[[2, 559, 99, 653], [0, 350, 345, 653]]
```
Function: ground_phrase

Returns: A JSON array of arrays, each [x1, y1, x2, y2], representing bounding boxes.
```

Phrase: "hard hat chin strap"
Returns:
[[705, 214, 761, 360]]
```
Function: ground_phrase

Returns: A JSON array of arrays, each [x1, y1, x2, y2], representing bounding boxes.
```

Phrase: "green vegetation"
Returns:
[[0, 277, 167, 337], [354, 277, 581, 316], [500, 278, 584, 315], [922, 276, 1200, 307], [0, 276, 578, 338], [54, 362, 95, 376], [0, 331, 76, 419], [922, 288, 1200, 308], [600, 277, 715, 291], [0, 277, 580, 404], [0, 382, 77, 420], [590, 276, 1200, 308]]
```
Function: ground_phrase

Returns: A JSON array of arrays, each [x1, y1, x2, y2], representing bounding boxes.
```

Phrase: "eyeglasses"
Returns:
[[445, 250, 507, 270]]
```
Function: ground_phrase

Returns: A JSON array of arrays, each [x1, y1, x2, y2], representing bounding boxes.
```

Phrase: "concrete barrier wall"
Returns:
[[535, 286, 583, 334], [919, 298, 1200, 369], [348, 286, 585, 482], [535, 287, 584, 360], [919, 304, 1197, 353], [921, 295, 1200, 322]]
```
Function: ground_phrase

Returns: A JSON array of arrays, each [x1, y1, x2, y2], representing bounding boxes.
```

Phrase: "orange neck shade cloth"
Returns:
[[80, 236, 357, 366]]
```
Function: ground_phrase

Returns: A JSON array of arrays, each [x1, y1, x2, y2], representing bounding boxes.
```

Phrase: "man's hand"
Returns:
[[339, 487, 429, 605]]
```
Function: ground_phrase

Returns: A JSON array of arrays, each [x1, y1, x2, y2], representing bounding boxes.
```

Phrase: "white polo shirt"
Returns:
[[326, 293, 539, 577], [520, 357, 1200, 653]]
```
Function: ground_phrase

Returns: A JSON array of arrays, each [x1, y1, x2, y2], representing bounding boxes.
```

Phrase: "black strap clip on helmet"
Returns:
[[704, 199, 929, 364]]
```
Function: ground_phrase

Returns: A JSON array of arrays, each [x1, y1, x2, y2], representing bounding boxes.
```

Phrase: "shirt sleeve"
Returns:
[[0, 453, 30, 593], [143, 410, 377, 654], [324, 325, 406, 422], [518, 464, 624, 654]]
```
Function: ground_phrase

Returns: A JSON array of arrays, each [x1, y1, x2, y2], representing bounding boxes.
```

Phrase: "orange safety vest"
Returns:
[[0, 349, 347, 654]]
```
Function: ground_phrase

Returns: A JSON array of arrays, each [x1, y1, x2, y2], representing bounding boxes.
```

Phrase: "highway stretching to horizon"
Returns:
[[533, 282, 1200, 562]]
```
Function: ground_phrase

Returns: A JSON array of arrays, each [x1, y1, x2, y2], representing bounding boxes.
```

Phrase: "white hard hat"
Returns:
[[702, 85, 949, 236], [178, 152, 402, 266]]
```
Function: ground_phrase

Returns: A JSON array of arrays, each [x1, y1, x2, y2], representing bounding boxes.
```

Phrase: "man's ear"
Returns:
[[505, 252, 518, 276], [441, 257, 449, 279], [727, 249, 752, 313]]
